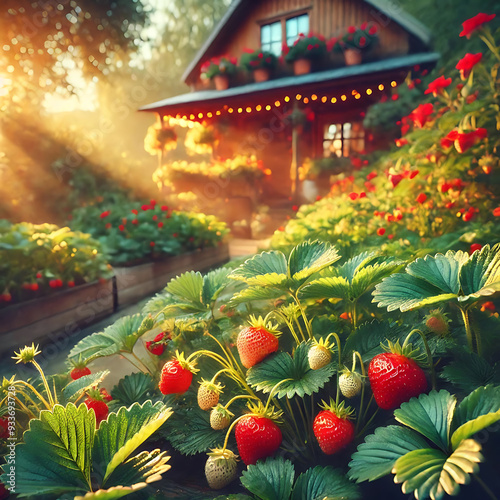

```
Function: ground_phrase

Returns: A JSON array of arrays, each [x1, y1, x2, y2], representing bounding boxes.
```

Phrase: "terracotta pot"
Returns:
[[253, 67, 270, 82], [344, 48, 362, 66], [293, 58, 312, 75], [213, 74, 229, 90]]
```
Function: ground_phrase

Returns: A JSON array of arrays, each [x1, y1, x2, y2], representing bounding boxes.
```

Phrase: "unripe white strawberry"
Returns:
[[198, 379, 223, 411], [308, 344, 332, 370], [424, 309, 450, 337], [339, 370, 362, 398], [205, 448, 238, 489], [210, 404, 233, 430]]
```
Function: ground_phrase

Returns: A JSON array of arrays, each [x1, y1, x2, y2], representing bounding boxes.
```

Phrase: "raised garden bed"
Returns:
[[0, 279, 114, 355], [114, 244, 230, 307]]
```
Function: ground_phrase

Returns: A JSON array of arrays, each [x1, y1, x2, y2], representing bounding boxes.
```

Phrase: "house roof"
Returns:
[[181, 0, 432, 84], [141, 52, 439, 114]]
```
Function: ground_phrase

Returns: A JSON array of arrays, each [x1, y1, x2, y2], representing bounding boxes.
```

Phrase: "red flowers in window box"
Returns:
[[416, 193, 427, 204], [459, 13, 496, 39], [424, 75, 452, 97], [456, 53, 482, 79]]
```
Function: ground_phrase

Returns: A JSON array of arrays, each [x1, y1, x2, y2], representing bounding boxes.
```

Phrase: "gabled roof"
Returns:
[[142, 52, 439, 114], [181, 0, 432, 84]]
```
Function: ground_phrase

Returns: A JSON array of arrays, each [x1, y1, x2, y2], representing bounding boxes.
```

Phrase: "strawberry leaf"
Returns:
[[229, 251, 288, 284], [394, 391, 456, 452], [298, 276, 350, 300], [166, 271, 204, 307], [228, 286, 286, 306], [393, 440, 483, 499], [348, 425, 429, 482], [246, 341, 336, 398], [7, 403, 95, 497], [407, 252, 464, 295], [291, 465, 361, 500], [93, 401, 172, 486], [287, 240, 340, 284], [110, 372, 157, 407], [452, 385, 500, 431], [202, 267, 232, 304], [336, 251, 379, 280], [63, 370, 110, 403], [241, 456, 295, 500], [68, 314, 145, 363]]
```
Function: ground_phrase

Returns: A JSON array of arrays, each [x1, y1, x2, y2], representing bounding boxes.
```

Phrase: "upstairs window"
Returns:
[[323, 122, 365, 158], [260, 13, 310, 56], [261, 21, 282, 56], [286, 14, 309, 46]]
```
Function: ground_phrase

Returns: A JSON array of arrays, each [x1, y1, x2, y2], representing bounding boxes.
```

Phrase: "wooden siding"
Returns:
[[190, 0, 409, 89]]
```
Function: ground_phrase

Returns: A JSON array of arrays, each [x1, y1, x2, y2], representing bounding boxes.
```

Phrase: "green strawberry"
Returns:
[[205, 448, 238, 489], [198, 379, 224, 411], [210, 404, 233, 430], [339, 369, 362, 398]]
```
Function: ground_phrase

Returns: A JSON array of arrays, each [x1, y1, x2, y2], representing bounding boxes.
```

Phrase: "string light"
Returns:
[[162, 79, 395, 121]]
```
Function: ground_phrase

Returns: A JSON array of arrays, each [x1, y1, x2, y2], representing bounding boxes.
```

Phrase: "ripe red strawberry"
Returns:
[[205, 448, 238, 489], [159, 351, 198, 395], [70, 365, 91, 380], [236, 316, 280, 369], [0, 417, 9, 439], [84, 390, 109, 426], [313, 400, 355, 455], [368, 341, 427, 410], [100, 388, 113, 402], [198, 380, 223, 411], [235, 403, 282, 465], [146, 331, 170, 356]]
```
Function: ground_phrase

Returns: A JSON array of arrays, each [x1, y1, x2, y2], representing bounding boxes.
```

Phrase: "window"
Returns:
[[260, 13, 309, 56], [286, 14, 309, 46], [323, 122, 365, 158], [261, 21, 282, 56]]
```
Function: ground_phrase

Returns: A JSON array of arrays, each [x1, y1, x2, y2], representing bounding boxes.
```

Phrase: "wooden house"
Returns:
[[140, 0, 437, 232]]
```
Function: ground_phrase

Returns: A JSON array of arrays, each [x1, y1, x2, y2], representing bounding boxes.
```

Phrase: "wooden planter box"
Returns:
[[0, 280, 114, 356], [114, 244, 230, 308]]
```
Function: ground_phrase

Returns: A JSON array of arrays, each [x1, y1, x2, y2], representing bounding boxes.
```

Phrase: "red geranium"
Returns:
[[376, 227, 386, 236], [408, 103, 434, 128], [456, 53, 483, 79], [395, 138, 408, 147], [441, 130, 459, 149], [416, 193, 427, 204], [459, 13, 496, 39], [424, 75, 452, 96], [100, 210, 111, 219], [454, 128, 487, 153]]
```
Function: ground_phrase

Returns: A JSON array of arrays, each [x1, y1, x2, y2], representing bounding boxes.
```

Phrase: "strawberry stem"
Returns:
[[210, 368, 234, 385], [31, 360, 55, 408], [263, 378, 293, 414], [325, 332, 342, 405], [271, 310, 301, 345], [405, 329, 436, 390], [460, 307, 480, 356], [291, 293, 313, 339], [353, 351, 366, 434], [223, 394, 260, 410]]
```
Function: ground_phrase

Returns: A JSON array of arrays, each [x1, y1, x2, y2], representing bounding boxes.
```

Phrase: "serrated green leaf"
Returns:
[[92, 401, 172, 485], [292, 465, 361, 500], [299, 276, 350, 300], [452, 385, 500, 430], [407, 252, 462, 295], [338, 251, 378, 281], [228, 286, 286, 306], [202, 267, 232, 304], [110, 372, 156, 407], [348, 425, 429, 482], [103, 449, 171, 489], [166, 271, 204, 306], [394, 391, 456, 452], [350, 261, 405, 300], [451, 412, 500, 450], [343, 320, 406, 363], [229, 251, 288, 284], [63, 371, 109, 402], [8, 403, 94, 497], [459, 244, 500, 297], [73, 483, 147, 500], [440, 353, 497, 393], [165, 406, 225, 455], [246, 342, 335, 398], [393, 440, 483, 500], [241, 456, 295, 500], [372, 273, 456, 312], [68, 315, 145, 362], [287, 240, 340, 284]]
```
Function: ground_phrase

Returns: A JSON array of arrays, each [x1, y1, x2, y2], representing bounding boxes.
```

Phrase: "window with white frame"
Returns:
[[286, 14, 309, 46], [261, 21, 282, 56], [260, 13, 310, 56]]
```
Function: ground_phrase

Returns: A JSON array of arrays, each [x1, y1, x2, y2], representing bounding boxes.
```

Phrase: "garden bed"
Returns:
[[114, 244, 230, 307], [0, 279, 114, 355]]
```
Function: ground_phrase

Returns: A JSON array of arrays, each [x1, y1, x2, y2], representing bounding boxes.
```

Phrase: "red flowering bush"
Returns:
[[240, 48, 278, 71], [334, 22, 379, 51], [200, 55, 238, 80], [283, 33, 327, 62]]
